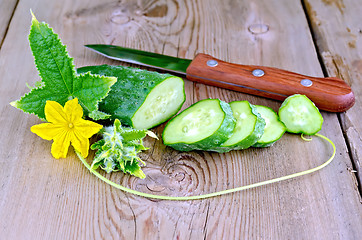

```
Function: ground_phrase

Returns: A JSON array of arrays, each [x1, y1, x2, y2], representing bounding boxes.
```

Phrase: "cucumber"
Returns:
[[162, 99, 236, 151], [77, 65, 185, 129], [279, 94, 323, 135], [253, 105, 286, 147], [210, 101, 265, 153]]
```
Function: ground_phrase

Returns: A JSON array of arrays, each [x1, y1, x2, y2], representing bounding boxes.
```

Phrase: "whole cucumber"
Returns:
[[78, 65, 185, 129]]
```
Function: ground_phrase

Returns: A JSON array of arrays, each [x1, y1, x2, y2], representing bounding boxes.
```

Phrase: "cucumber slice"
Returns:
[[77, 65, 185, 129], [279, 94, 323, 135], [211, 101, 265, 153], [131, 77, 184, 129], [253, 105, 286, 147], [162, 99, 236, 151]]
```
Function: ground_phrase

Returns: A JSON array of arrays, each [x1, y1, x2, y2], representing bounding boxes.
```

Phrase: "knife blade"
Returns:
[[85, 44, 354, 112]]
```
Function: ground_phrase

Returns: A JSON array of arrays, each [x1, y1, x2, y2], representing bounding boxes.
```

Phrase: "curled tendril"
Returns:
[[76, 133, 336, 201], [301, 133, 313, 142]]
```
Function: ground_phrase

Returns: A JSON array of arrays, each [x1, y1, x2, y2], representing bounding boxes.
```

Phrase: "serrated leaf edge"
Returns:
[[29, 14, 77, 97], [10, 85, 49, 120], [75, 72, 117, 119]]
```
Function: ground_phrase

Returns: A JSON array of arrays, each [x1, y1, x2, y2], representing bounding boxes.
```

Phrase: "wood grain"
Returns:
[[0, 0, 361, 239], [0, 0, 18, 46], [304, 0, 362, 191]]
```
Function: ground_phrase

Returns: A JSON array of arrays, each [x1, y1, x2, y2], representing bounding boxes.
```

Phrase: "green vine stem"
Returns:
[[76, 133, 336, 201]]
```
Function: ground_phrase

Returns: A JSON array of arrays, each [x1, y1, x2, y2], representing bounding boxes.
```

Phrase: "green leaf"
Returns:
[[26, 80, 44, 90], [11, 13, 116, 120], [88, 110, 111, 121], [124, 160, 146, 179], [90, 119, 155, 179], [121, 128, 149, 142]]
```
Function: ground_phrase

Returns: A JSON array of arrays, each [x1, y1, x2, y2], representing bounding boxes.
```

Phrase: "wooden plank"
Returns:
[[304, 0, 362, 190], [0, 0, 18, 46], [0, 0, 361, 239]]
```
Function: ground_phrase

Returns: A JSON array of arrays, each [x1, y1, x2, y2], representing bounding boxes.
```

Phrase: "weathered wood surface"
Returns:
[[0, 0, 361, 239], [0, 0, 18, 44], [304, 0, 362, 190]]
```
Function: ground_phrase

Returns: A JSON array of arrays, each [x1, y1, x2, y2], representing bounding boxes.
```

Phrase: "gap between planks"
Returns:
[[300, 0, 362, 197], [0, 0, 20, 50]]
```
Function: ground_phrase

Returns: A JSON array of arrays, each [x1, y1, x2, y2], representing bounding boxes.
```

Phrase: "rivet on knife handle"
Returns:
[[186, 53, 355, 112]]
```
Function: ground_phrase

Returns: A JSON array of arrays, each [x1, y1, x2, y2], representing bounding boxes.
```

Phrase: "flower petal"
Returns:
[[32, 98, 102, 159], [71, 130, 89, 158], [64, 98, 83, 122], [74, 118, 103, 138], [31, 123, 64, 140], [44, 100, 68, 124], [51, 130, 71, 159]]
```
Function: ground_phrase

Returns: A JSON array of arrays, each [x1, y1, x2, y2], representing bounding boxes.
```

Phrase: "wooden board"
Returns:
[[304, 0, 362, 190], [0, 0, 18, 45], [0, 0, 361, 239]]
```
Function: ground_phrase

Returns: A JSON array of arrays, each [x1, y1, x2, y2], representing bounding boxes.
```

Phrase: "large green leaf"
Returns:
[[10, 13, 116, 120]]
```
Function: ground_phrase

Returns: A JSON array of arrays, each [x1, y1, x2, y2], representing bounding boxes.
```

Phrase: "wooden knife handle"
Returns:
[[186, 53, 355, 112]]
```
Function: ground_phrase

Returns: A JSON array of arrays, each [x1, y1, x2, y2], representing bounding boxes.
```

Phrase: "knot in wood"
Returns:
[[248, 23, 269, 34], [146, 182, 166, 192], [111, 15, 130, 25], [110, 4, 142, 25]]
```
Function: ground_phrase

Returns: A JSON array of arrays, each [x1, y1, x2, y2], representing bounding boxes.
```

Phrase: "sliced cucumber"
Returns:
[[131, 77, 184, 129], [253, 105, 286, 147], [162, 99, 236, 151], [279, 94, 323, 135], [211, 101, 265, 153], [77, 65, 185, 129]]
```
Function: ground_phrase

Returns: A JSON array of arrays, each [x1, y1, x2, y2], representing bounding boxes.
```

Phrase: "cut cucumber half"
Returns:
[[253, 105, 286, 147], [162, 99, 236, 151], [211, 101, 265, 153], [77, 65, 185, 129], [279, 94, 323, 135], [131, 77, 184, 129]]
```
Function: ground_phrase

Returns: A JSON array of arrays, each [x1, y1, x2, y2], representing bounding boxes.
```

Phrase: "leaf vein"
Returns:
[[36, 22, 73, 95]]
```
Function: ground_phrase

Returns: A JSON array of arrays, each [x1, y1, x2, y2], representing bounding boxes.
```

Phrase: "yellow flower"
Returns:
[[31, 98, 103, 159]]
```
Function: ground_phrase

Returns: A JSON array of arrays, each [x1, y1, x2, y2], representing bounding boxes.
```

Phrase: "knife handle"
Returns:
[[186, 53, 354, 112]]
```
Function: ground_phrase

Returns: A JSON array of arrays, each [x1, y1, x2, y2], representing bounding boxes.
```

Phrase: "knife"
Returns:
[[85, 44, 354, 112]]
